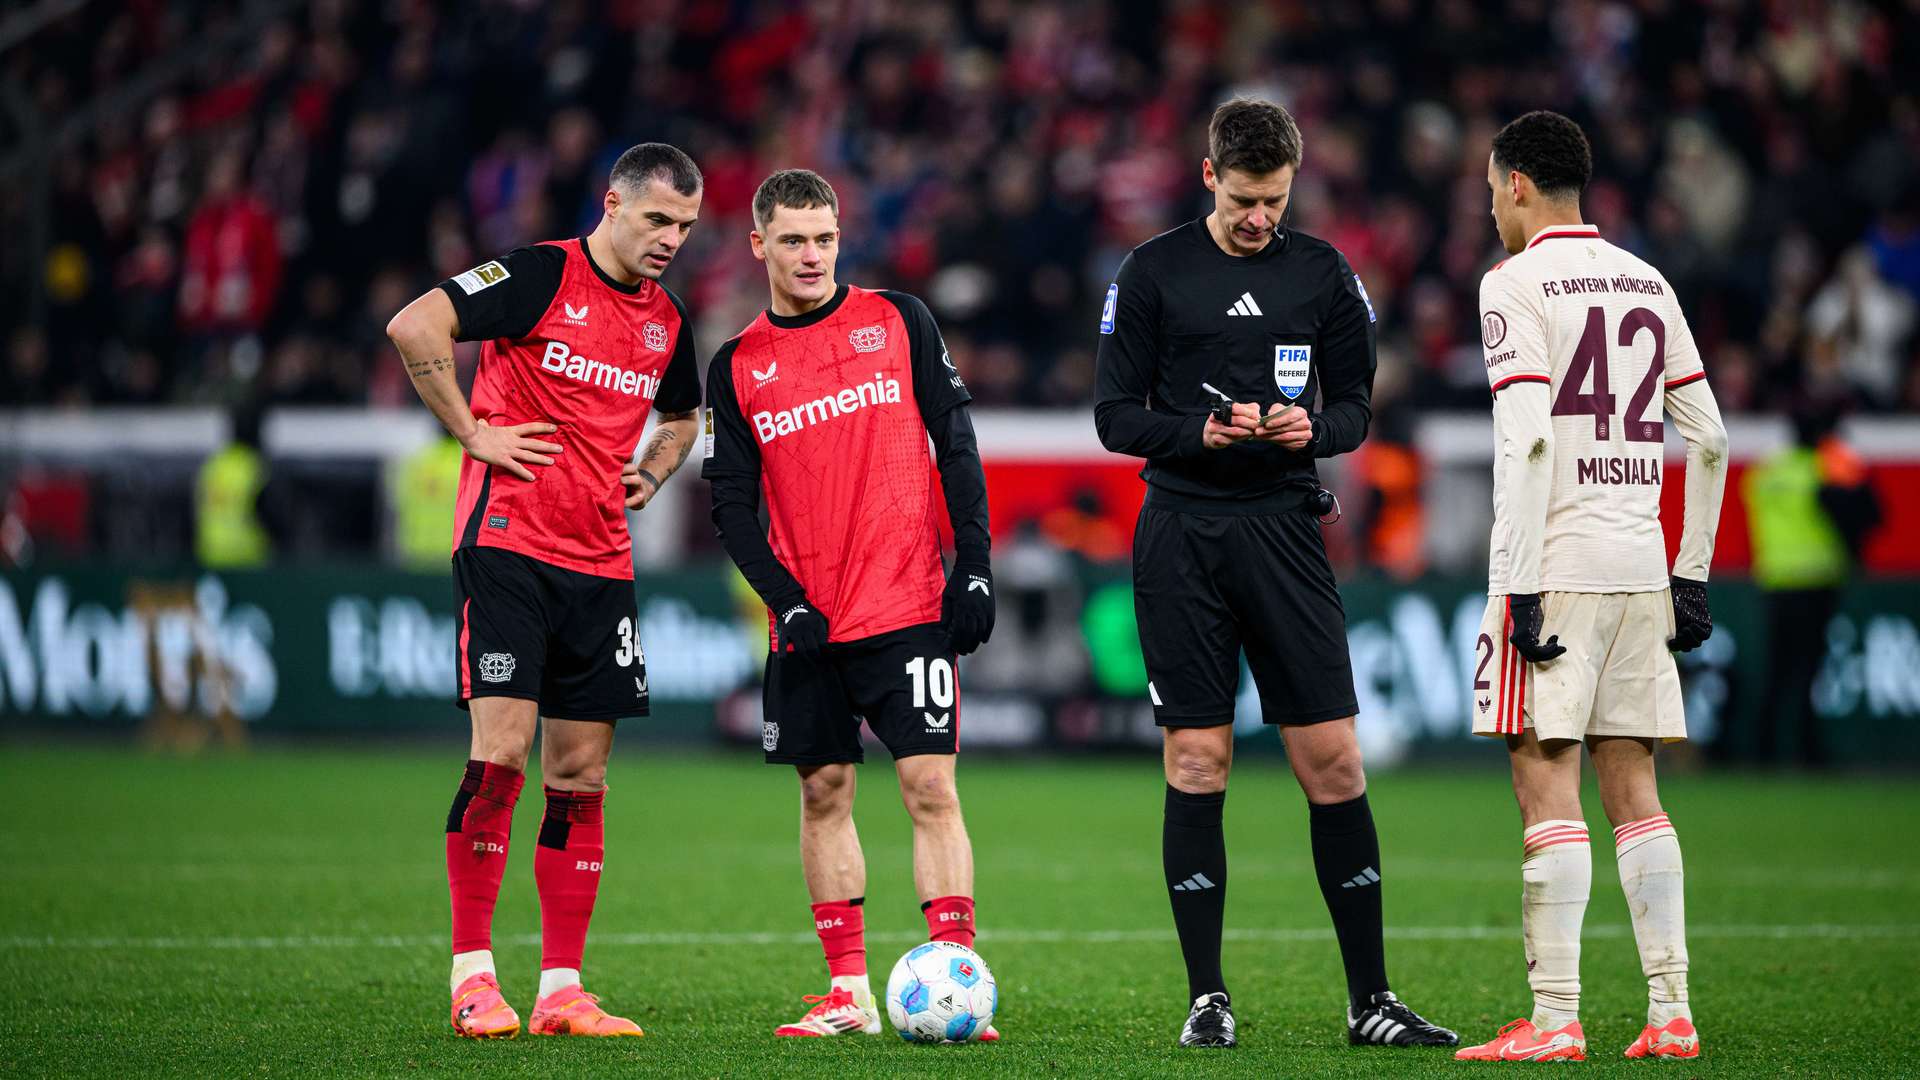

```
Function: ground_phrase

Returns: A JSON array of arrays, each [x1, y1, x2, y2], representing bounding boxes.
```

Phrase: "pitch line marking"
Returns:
[[3, 923, 1916, 951]]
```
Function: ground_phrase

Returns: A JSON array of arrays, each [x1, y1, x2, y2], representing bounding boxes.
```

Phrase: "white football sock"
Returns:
[[831, 972, 873, 1005], [539, 967, 582, 998], [1521, 819, 1590, 1031], [1614, 813, 1690, 1026], [451, 949, 495, 994]]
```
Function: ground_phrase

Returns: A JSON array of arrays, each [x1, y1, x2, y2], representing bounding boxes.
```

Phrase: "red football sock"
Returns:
[[534, 786, 606, 973], [445, 760, 524, 954], [811, 897, 867, 978], [923, 895, 976, 947]]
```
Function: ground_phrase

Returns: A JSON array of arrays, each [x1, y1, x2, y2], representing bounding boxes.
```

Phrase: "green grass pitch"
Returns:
[[1, 743, 1915, 1077]]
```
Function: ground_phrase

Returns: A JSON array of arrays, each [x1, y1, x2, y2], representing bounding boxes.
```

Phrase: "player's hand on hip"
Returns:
[[941, 561, 995, 655], [621, 461, 660, 510], [776, 600, 830, 658], [1507, 592, 1567, 663], [1667, 576, 1712, 652], [1253, 405, 1313, 450], [460, 418, 561, 482]]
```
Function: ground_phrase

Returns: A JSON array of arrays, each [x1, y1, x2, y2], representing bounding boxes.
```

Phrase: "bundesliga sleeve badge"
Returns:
[[1353, 273, 1377, 323], [452, 259, 510, 295]]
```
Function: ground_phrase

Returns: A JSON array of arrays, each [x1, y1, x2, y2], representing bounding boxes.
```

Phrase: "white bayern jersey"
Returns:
[[1480, 225, 1705, 593]]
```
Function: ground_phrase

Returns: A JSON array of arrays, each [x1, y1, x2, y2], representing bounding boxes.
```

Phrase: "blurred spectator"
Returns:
[[1805, 247, 1917, 408], [1740, 399, 1883, 767], [177, 148, 282, 337], [1350, 409, 1425, 581], [194, 407, 278, 569], [1866, 187, 1920, 303], [388, 434, 463, 570], [1, 0, 1914, 421], [965, 521, 1091, 697], [4, 328, 63, 405]]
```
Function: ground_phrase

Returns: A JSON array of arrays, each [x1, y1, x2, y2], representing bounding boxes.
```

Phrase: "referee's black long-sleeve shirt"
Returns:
[[1094, 219, 1377, 510]]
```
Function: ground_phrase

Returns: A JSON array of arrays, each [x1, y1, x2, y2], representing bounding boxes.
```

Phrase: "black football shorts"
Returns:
[[452, 547, 648, 721], [761, 622, 959, 765], [1132, 505, 1358, 727]]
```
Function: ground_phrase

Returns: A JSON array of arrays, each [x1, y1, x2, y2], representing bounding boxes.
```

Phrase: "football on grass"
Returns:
[[886, 941, 997, 1043]]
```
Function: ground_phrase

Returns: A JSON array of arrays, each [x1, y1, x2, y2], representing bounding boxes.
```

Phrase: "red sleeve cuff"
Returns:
[[1664, 371, 1707, 390], [1490, 373, 1552, 394]]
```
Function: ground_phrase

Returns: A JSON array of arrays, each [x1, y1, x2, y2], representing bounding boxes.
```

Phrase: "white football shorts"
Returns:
[[1471, 590, 1686, 743]]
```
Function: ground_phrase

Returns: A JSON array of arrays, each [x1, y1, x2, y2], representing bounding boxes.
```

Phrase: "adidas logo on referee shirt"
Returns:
[[1172, 872, 1217, 892], [1227, 292, 1262, 316]]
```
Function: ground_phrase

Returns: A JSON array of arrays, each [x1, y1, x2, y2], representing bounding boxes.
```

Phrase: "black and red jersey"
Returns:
[[705, 284, 979, 644], [437, 239, 700, 580]]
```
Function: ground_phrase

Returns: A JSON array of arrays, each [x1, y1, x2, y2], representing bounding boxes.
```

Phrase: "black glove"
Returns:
[[1667, 576, 1711, 652], [1507, 592, 1566, 663], [941, 559, 995, 656], [774, 599, 830, 658]]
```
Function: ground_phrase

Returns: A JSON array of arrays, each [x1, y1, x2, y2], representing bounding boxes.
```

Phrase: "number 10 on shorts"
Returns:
[[905, 656, 955, 709]]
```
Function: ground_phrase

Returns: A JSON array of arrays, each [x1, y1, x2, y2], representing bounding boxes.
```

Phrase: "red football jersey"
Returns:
[[438, 239, 700, 579], [706, 285, 971, 643]]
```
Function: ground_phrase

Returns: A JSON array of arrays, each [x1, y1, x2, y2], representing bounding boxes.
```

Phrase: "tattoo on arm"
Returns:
[[405, 355, 454, 380], [638, 411, 699, 476]]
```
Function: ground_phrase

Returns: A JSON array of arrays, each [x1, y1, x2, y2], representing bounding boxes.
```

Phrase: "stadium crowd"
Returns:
[[4, 0, 1918, 418]]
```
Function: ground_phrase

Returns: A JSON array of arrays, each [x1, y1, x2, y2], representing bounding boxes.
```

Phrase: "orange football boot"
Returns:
[[450, 972, 520, 1039], [527, 984, 644, 1037], [1454, 1017, 1586, 1062], [1623, 1016, 1699, 1059], [773, 987, 882, 1036]]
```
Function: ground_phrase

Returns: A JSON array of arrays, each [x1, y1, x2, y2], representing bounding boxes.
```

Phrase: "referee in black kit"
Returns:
[[1093, 98, 1456, 1051]]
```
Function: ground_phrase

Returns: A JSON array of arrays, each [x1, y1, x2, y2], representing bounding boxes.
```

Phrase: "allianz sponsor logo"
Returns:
[[752, 372, 901, 443], [540, 340, 660, 398]]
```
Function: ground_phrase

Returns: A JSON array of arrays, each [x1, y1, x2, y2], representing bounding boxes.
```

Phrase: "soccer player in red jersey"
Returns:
[[706, 170, 997, 1039], [385, 143, 705, 1039]]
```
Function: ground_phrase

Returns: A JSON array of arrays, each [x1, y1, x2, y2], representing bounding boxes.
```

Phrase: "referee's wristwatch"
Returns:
[[1305, 415, 1322, 452]]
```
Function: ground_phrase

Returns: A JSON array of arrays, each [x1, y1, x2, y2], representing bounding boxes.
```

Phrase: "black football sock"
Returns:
[[1309, 792, 1390, 1008], [1164, 784, 1228, 1001]]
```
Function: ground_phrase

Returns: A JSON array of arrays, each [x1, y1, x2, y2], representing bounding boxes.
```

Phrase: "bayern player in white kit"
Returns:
[[1454, 112, 1729, 1064]]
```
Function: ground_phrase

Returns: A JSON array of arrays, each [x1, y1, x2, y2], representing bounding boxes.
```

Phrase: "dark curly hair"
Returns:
[[1491, 111, 1591, 200], [1209, 98, 1303, 176]]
